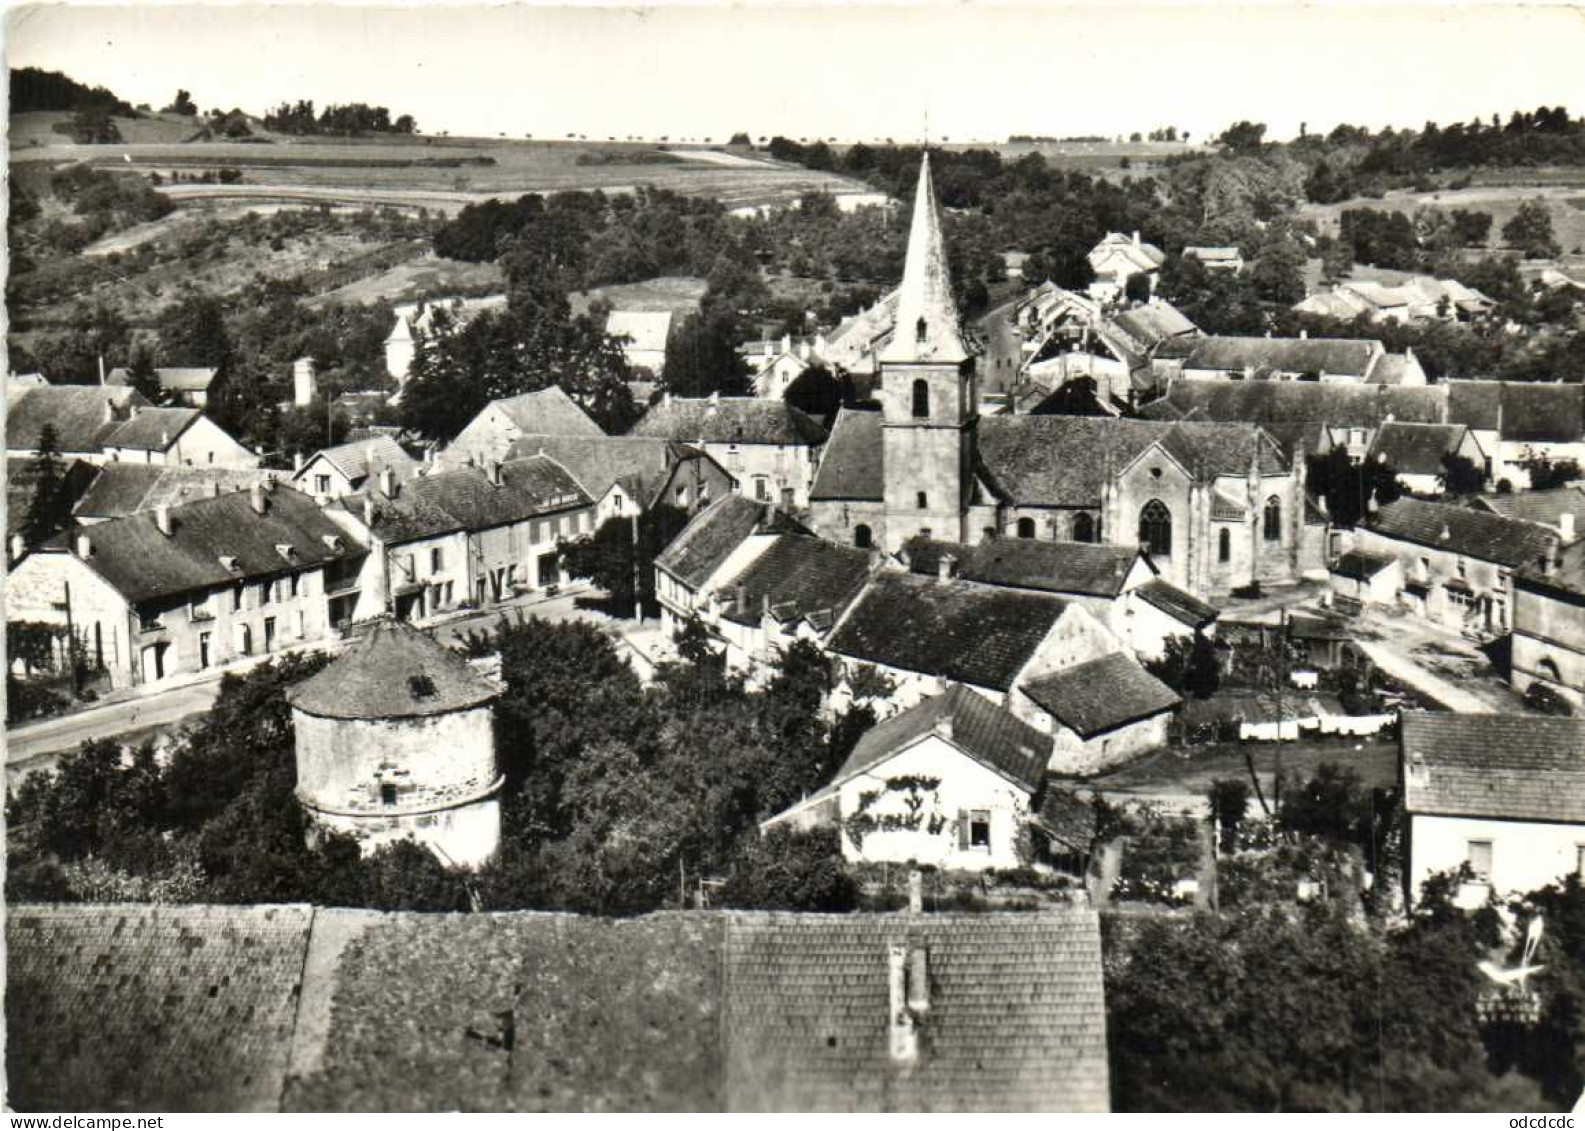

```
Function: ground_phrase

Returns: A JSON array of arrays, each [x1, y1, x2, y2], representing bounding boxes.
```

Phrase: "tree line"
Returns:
[[262, 99, 417, 136]]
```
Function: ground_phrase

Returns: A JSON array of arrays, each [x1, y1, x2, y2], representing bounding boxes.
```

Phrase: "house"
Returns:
[[605, 309, 672, 375], [6, 457, 98, 554], [288, 619, 504, 868], [72, 464, 276, 524], [384, 294, 508, 386], [1328, 548, 1403, 608], [821, 290, 900, 382], [744, 334, 829, 399], [1017, 292, 1200, 407], [1153, 335, 1425, 386], [763, 684, 1053, 870], [1365, 421, 1487, 495], [506, 433, 735, 523], [1183, 246, 1245, 274], [1014, 652, 1180, 775], [5, 483, 367, 689], [653, 494, 805, 635], [1294, 276, 1494, 324], [1126, 577, 1221, 660], [629, 393, 827, 508], [327, 456, 595, 623], [1348, 496, 1564, 634], [441, 385, 606, 469], [1087, 231, 1165, 300], [105, 365, 219, 408], [1469, 485, 1585, 540], [293, 436, 421, 500], [823, 571, 1121, 720], [6, 384, 149, 462], [1401, 712, 1585, 909], [1511, 538, 1585, 709], [97, 406, 260, 469], [1445, 380, 1585, 490]]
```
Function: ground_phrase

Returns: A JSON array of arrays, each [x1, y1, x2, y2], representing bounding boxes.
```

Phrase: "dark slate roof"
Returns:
[[632, 396, 828, 447], [1019, 653, 1180, 738], [1402, 712, 1585, 823], [827, 572, 1070, 691], [1332, 549, 1397, 580], [655, 494, 793, 589], [723, 911, 1109, 1112], [1034, 790, 1099, 853], [1369, 496, 1559, 569], [1133, 577, 1220, 628], [43, 484, 364, 605], [1446, 380, 1585, 442], [305, 436, 418, 486], [5, 384, 149, 452], [506, 433, 679, 503], [338, 456, 590, 544], [1170, 336, 1384, 378], [1367, 422, 1471, 476], [7, 903, 313, 1112], [832, 683, 1052, 795], [491, 385, 606, 436], [73, 464, 270, 520], [904, 537, 1143, 598], [1472, 485, 1585, 528], [1141, 379, 1448, 428], [810, 407, 884, 501], [719, 534, 873, 628], [100, 407, 203, 451], [287, 619, 500, 720]]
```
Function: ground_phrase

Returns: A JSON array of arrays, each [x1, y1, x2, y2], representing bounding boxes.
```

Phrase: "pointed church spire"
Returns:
[[881, 153, 970, 365]]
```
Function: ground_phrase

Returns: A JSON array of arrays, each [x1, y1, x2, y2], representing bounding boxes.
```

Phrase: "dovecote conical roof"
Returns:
[[879, 153, 971, 366], [286, 619, 501, 720]]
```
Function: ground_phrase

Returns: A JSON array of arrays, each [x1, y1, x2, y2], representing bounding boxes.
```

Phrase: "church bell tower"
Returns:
[[880, 153, 977, 552]]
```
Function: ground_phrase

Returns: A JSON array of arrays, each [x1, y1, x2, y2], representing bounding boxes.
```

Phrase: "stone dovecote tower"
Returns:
[[879, 154, 977, 551]]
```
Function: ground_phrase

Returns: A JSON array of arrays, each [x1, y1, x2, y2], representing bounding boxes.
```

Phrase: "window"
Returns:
[[1263, 496, 1282, 542], [1349, 428, 1365, 447], [198, 632, 211, 670], [911, 378, 930, 419], [430, 547, 444, 573], [380, 783, 398, 807], [916, 491, 928, 510], [1419, 557, 1431, 580], [288, 573, 300, 599], [1577, 845, 1585, 879], [1016, 517, 1036, 539], [263, 616, 276, 652], [1072, 512, 1095, 543], [1497, 570, 1511, 593], [1139, 499, 1172, 557], [1466, 839, 1493, 882], [754, 477, 770, 502], [259, 579, 272, 606], [915, 316, 928, 344], [854, 524, 872, 549], [1455, 556, 1467, 579], [781, 487, 795, 509], [189, 596, 211, 622], [968, 810, 991, 851], [232, 584, 244, 613], [1218, 527, 1232, 563], [314, 474, 331, 494]]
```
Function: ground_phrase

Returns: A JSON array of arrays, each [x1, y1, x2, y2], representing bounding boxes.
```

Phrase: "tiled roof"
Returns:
[[5, 384, 149, 452], [810, 407, 884, 501], [879, 155, 971, 366], [631, 396, 827, 446], [1369, 497, 1559, 569], [826, 572, 1069, 691], [43, 484, 364, 605], [1293, 290, 1373, 320], [99, 407, 203, 451], [1446, 380, 1585, 443], [1034, 789, 1099, 853], [1142, 379, 1447, 429], [1402, 712, 1585, 823], [305, 436, 419, 487], [1367, 422, 1472, 476], [1472, 485, 1585, 529], [1183, 246, 1242, 263], [389, 294, 509, 342], [1090, 232, 1166, 273], [1020, 653, 1180, 738], [490, 385, 606, 437], [7, 903, 313, 1111], [605, 310, 673, 354], [1367, 353, 1417, 386], [506, 433, 680, 504], [338, 456, 590, 544], [833, 683, 1051, 795], [723, 911, 1109, 1112], [904, 537, 1143, 598], [825, 290, 899, 372], [1173, 336, 1384, 378], [1133, 577, 1219, 628], [74, 464, 272, 520], [1108, 300, 1198, 347], [287, 619, 500, 720], [655, 493, 768, 588], [718, 534, 873, 628], [106, 366, 218, 392], [1332, 549, 1397, 580]]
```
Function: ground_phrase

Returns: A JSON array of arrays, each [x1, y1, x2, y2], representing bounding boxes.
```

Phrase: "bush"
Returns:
[[717, 827, 857, 912], [1524, 681, 1574, 717]]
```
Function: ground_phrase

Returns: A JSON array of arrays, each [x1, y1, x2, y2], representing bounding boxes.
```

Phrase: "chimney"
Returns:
[[708, 390, 720, 405], [762, 339, 773, 360], [1132, 230, 1141, 247], [488, 460, 503, 487], [887, 945, 919, 1063], [736, 582, 748, 615], [362, 495, 375, 527], [292, 357, 317, 408], [380, 467, 398, 499], [761, 593, 772, 619], [9, 533, 25, 561], [907, 946, 930, 1013], [1560, 513, 1576, 542], [249, 484, 266, 515], [105, 398, 117, 423], [293, 452, 304, 474], [781, 332, 791, 355], [1300, 329, 1308, 339], [937, 553, 956, 582], [75, 532, 93, 559], [934, 712, 955, 741], [155, 504, 173, 537], [160, 429, 170, 448], [1407, 752, 1430, 789], [907, 867, 923, 914]]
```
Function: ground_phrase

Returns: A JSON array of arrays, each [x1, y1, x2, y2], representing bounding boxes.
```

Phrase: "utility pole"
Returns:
[[62, 580, 80, 698], [631, 510, 643, 623], [1274, 605, 1287, 814]]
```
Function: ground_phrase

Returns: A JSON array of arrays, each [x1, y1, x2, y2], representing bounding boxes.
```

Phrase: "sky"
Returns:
[[7, 3, 1585, 144]]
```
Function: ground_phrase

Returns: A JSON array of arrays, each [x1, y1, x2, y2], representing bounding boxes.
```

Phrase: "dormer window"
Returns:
[[321, 534, 344, 553], [218, 554, 241, 573], [276, 543, 299, 565]]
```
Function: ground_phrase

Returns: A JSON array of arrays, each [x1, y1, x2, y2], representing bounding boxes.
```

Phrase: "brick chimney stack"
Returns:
[[381, 467, 398, 499]]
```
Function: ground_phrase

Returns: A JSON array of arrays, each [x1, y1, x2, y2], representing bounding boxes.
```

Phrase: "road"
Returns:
[[5, 591, 618, 784]]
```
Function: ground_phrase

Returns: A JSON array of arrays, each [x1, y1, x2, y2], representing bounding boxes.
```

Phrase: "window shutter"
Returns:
[[957, 809, 970, 851]]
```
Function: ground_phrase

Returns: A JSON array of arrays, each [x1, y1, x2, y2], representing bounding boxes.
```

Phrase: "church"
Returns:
[[807, 155, 1325, 598]]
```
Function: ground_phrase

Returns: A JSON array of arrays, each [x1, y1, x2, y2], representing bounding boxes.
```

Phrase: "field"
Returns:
[[307, 252, 507, 308], [567, 276, 707, 318]]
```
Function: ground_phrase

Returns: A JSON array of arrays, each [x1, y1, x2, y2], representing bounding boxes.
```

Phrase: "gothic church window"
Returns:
[[1072, 513, 1095, 543], [1264, 496, 1282, 542], [1218, 527, 1231, 563], [1139, 499, 1172, 558]]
